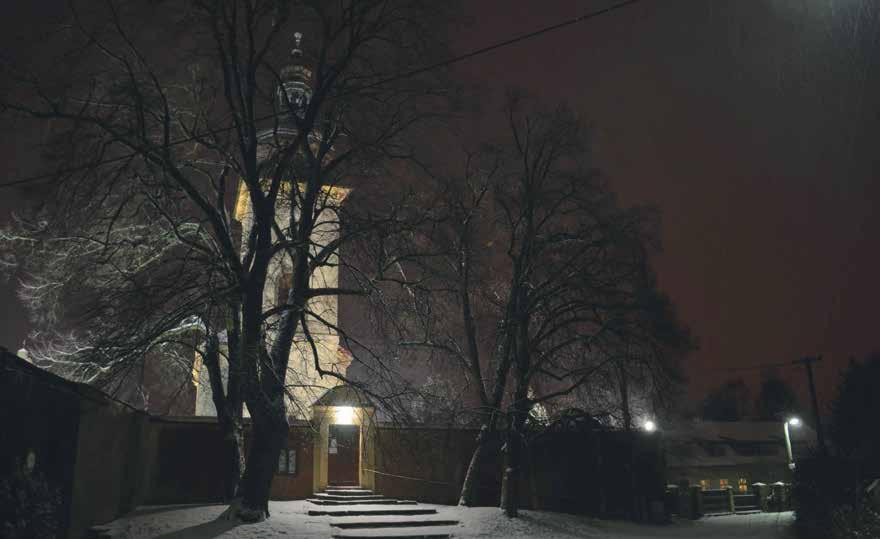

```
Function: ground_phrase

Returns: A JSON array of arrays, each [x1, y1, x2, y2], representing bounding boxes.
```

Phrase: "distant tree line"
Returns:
[[700, 372, 800, 422]]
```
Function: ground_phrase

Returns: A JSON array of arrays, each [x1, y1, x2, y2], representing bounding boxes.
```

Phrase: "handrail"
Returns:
[[362, 468, 453, 486]]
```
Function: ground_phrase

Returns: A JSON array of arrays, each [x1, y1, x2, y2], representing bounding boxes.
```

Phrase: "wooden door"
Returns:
[[328, 424, 360, 486]]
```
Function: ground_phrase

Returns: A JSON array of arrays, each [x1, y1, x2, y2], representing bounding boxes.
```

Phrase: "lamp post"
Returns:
[[783, 417, 801, 471]]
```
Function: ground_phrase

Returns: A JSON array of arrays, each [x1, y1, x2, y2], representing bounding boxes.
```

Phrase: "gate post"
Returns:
[[752, 482, 769, 511], [689, 485, 703, 519], [725, 486, 735, 513]]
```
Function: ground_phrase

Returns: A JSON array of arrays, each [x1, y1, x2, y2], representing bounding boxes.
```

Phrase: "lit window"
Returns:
[[719, 479, 729, 489], [277, 448, 296, 475], [699, 479, 710, 490], [738, 478, 748, 492]]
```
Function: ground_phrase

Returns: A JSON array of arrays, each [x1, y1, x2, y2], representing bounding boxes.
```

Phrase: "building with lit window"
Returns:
[[665, 420, 817, 491]]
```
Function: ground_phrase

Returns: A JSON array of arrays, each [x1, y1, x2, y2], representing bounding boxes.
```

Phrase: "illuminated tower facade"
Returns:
[[196, 34, 351, 420]]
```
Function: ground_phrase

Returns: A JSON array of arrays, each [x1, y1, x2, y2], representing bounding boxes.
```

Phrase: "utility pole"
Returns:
[[794, 355, 827, 455]]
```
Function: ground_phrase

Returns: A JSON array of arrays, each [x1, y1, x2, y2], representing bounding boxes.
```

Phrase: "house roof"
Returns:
[[665, 420, 819, 469], [665, 420, 817, 444]]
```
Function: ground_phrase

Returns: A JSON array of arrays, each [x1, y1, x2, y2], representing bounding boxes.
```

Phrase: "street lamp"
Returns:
[[643, 419, 657, 433], [783, 417, 801, 470]]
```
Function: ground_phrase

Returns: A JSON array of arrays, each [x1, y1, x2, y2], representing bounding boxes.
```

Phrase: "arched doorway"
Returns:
[[311, 385, 376, 492]]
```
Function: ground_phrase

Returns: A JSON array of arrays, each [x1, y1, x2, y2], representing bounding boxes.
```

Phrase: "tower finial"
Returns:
[[292, 32, 303, 58]]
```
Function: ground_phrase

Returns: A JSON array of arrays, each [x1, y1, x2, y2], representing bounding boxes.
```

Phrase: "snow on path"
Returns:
[[97, 501, 795, 538], [451, 507, 794, 538]]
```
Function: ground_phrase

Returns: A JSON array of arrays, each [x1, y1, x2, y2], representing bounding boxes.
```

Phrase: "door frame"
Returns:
[[312, 404, 376, 493]]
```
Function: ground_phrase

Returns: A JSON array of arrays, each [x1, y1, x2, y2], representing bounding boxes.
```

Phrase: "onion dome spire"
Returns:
[[278, 31, 313, 118]]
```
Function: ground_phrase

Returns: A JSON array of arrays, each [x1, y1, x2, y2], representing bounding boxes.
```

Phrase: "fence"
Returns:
[[665, 482, 792, 519], [370, 425, 666, 519], [1, 348, 667, 537]]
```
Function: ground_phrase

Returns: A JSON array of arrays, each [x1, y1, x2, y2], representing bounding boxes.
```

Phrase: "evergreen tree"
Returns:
[[701, 378, 750, 421], [830, 353, 880, 459], [754, 372, 799, 420]]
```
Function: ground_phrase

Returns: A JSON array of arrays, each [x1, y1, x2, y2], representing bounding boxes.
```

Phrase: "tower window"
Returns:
[[276, 271, 292, 308]]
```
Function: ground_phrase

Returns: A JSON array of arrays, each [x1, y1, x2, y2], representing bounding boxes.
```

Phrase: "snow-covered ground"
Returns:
[[95, 501, 795, 538]]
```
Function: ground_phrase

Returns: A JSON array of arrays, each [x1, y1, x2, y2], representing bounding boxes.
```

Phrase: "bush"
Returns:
[[793, 455, 877, 539], [0, 462, 61, 539]]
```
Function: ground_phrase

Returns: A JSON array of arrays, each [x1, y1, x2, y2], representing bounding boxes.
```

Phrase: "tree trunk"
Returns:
[[235, 281, 287, 521], [500, 387, 529, 517], [500, 414, 522, 517], [203, 332, 245, 501], [618, 361, 631, 432], [463, 334, 515, 508], [224, 306, 245, 500], [459, 422, 494, 506], [500, 291, 531, 518], [617, 361, 638, 519], [237, 404, 287, 521], [222, 417, 245, 500]]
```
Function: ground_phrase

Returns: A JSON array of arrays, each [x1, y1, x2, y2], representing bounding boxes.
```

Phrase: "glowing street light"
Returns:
[[643, 419, 657, 433], [784, 416, 801, 470]]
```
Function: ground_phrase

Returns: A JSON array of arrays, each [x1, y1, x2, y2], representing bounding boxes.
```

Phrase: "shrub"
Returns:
[[0, 462, 61, 539], [793, 455, 877, 539]]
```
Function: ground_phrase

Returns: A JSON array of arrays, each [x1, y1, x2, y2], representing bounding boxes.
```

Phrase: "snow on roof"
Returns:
[[665, 420, 817, 444], [665, 420, 818, 469]]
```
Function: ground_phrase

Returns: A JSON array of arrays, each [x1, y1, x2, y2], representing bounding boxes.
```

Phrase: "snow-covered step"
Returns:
[[316, 497, 387, 502], [331, 526, 455, 539], [307, 498, 417, 506], [85, 525, 113, 539], [315, 493, 387, 501], [309, 507, 438, 517], [331, 517, 459, 529], [325, 489, 377, 496]]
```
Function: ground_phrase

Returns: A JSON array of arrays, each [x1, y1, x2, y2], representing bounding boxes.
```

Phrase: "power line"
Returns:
[[0, 0, 645, 190], [711, 359, 798, 373]]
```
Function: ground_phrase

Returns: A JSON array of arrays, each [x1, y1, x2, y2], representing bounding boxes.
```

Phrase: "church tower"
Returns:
[[196, 33, 352, 421]]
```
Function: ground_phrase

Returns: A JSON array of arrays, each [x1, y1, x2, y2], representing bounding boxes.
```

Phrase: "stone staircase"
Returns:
[[308, 486, 458, 538], [733, 493, 761, 514], [701, 489, 733, 515]]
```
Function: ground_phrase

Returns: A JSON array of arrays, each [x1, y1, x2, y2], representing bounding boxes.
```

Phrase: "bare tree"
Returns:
[[1, 0, 452, 520], [387, 95, 691, 515]]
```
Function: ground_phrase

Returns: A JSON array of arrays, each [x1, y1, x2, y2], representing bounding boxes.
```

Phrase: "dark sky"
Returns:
[[453, 0, 880, 410], [2, 0, 878, 413]]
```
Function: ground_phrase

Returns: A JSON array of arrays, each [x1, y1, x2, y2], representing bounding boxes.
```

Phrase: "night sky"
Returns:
[[2, 0, 878, 413]]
